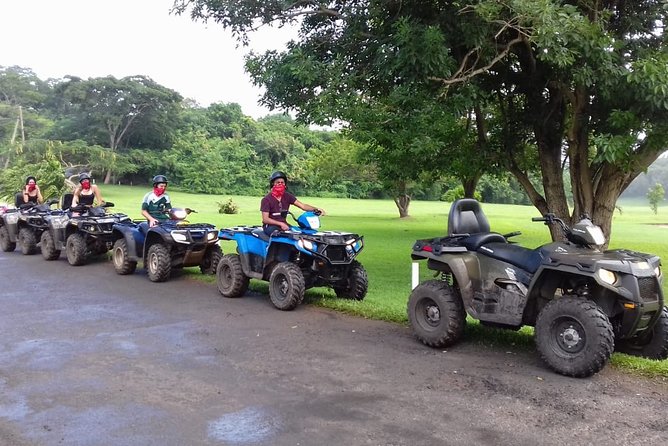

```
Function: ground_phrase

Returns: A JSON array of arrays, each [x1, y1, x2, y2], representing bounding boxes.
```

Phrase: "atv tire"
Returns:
[[147, 243, 171, 282], [535, 297, 614, 378], [408, 280, 466, 348], [334, 260, 368, 300], [269, 262, 305, 311], [112, 238, 137, 275], [19, 227, 38, 255], [200, 244, 223, 275], [40, 230, 61, 260], [216, 254, 249, 298], [66, 233, 88, 266], [0, 225, 16, 252], [615, 306, 668, 360]]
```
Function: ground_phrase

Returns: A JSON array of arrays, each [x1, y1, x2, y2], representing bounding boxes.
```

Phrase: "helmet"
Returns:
[[152, 175, 168, 185], [78, 173, 91, 183], [25, 176, 36, 185], [269, 171, 287, 186]]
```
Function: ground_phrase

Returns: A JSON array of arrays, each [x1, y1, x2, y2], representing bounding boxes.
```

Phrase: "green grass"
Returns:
[[102, 185, 668, 378]]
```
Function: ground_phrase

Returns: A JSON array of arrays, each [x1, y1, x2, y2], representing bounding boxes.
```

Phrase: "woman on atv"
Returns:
[[22, 176, 43, 204], [141, 175, 172, 227], [71, 173, 105, 207], [260, 171, 325, 235]]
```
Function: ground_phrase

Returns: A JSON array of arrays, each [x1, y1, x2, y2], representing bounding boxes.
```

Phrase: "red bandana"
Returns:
[[154, 186, 166, 197], [271, 183, 286, 199], [81, 180, 91, 190], [28, 184, 36, 192]]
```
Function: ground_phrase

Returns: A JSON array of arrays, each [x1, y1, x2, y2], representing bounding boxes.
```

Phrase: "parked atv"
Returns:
[[408, 199, 666, 378], [216, 211, 367, 311], [110, 208, 221, 282], [0, 199, 59, 255]]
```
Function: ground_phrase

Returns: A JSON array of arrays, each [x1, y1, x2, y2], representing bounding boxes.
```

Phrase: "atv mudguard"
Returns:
[[112, 223, 145, 262]]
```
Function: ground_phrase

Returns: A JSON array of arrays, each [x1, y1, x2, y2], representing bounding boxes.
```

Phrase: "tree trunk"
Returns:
[[394, 194, 411, 218], [462, 176, 479, 198], [104, 169, 113, 185]]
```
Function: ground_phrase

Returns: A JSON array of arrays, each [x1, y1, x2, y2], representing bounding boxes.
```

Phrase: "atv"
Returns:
[[216, 210, 368, 311], [408, 198, 666, 378], [0, 199, 60, 255], [110, 208, 221, 282], [42, 201, 132, 265]]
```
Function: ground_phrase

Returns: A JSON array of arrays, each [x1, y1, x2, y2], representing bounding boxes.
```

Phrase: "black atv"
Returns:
[[0, 199, 60, 255], [110, 208, 222, 282], [42, 201, 132, 265], [408, 199, 666, 378]]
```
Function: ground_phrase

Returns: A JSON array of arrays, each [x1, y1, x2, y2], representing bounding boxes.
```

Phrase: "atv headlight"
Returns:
[[596, 268, 617, 285], [6, 213, 19, 224], [172, 232, 187, 242], [655, 266, 661, 278], [207, 231, 217, 241], [298, 239, 315, 251]]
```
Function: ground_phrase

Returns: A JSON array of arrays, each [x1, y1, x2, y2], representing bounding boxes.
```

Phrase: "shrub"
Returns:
[[217, 198, 239, 214]]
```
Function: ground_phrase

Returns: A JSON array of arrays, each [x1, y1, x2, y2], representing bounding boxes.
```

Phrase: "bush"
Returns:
[[441, 185, 482, 202], [217, 198, 239, 214]]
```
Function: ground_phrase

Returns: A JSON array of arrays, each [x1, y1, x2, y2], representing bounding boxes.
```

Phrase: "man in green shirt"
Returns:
[[141, 175, 172, 227]]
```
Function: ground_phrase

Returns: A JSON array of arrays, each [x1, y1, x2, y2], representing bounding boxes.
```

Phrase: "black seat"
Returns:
[[252, 228, 271, 242], [14, 192, 23, 208], [478, 242, 548, 274], [447, 199, 506, 250]]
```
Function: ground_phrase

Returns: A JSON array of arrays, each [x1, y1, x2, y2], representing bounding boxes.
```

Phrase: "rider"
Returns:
[[22, 176, 44, 204], [71, 173, 105, 207], [141, 175, 172, 227], [261, 171, 325, 235]]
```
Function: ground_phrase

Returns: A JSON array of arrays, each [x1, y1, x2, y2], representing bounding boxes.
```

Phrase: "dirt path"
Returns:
[[0, 251, 666, 445]]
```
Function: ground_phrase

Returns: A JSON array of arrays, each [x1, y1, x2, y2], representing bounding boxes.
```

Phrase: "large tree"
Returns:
[[50, 75, 183, 183], [175, 0, 668, 241]]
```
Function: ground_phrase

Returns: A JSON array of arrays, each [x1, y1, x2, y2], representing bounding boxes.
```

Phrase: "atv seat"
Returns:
[[478, 242, 547, 274], [14, 192, 23, 208], [447, 199, 506, 250], [252, 228, 271, 242]]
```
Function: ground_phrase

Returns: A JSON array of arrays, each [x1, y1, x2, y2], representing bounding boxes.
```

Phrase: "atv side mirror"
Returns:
[[102, 202, 114, 208], [47, 198, 59, 206]]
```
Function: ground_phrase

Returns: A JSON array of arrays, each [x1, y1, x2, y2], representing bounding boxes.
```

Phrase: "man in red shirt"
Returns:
[[260, 171, 325, 235]]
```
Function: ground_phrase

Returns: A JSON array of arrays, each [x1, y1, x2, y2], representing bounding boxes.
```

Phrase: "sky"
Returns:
[[0, 0, 297, 119]]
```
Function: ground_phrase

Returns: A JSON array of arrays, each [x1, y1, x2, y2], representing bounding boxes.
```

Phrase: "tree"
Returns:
[[647, 183, 665, 215], [50, 75, 183, 183], [174, 0, 668, 242]]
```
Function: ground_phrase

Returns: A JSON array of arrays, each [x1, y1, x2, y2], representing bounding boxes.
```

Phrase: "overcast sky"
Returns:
[[0, 0, 297, 118]]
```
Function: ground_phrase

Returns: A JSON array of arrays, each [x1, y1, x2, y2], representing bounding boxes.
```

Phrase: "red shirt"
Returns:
[[260, 192, 296, 226]]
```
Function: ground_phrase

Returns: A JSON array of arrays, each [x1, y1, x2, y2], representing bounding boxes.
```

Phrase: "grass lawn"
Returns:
[[101, 185, 668, 378]]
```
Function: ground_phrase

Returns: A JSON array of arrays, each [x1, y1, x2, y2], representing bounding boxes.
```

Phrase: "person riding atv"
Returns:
[[408, 199, 666, 378], [110, 175, 221, 282]]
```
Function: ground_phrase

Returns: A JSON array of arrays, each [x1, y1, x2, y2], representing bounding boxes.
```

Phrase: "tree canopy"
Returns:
[[174, 0, 668, 239]]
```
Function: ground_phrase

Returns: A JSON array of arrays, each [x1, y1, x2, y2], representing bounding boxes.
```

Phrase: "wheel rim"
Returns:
[[418, 297, 441, 328], [274, 273, 289, 302], [219, 264, 232, 289], [149, 251, 159, 272], [551, 317, 586, 354], [113, 246, 124, 268]]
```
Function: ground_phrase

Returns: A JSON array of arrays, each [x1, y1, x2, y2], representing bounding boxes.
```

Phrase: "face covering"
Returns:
[[271, 183, 286, 199], [81, 180, 91, 190], [27, 183, 36, 192], [154, 185, 166, 197]]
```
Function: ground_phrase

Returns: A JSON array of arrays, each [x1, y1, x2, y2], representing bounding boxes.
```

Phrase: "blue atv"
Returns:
[[216, 211, 368, 310], [110, 208, 221, 282]]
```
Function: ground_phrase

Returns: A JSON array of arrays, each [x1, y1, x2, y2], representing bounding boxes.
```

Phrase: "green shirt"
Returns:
[[141, 191, 172, 220]]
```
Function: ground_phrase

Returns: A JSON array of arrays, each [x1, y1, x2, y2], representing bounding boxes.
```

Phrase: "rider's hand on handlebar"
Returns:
[[280, 222, 290, 231], [314, 208, 325, 216], [149, 218, 159, 227]]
